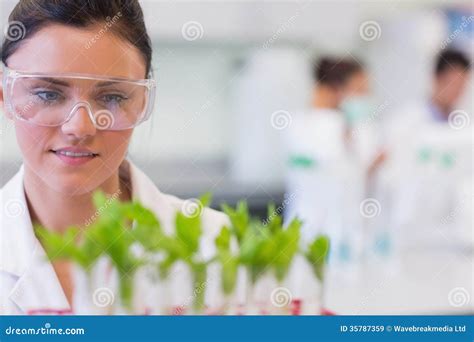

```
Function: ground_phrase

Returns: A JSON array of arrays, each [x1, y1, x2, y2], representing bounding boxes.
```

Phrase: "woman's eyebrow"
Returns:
[[36, 77, 70, 87], [95, 81, 122, 88]]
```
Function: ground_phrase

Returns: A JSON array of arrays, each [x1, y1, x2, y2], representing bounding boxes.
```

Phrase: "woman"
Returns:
[[0, 0, 228, 314]]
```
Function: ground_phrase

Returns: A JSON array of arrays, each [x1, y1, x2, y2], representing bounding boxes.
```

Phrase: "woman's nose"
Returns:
[[61, 105, 97, 138]]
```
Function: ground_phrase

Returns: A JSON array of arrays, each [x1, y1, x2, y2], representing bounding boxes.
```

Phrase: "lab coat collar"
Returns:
[[1, 164, 71, 313], [1, 164, 35, 278], [0, 159, 174, 314]]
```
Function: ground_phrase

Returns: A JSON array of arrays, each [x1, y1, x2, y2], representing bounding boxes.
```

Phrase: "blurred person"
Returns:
[[284, 57, 362, 243], [380, 49, 472, 249], [284, 57, 370, 305], [340, 61, 385, 180], [431, 49, 471, 121], [384, 49, 471, 156]]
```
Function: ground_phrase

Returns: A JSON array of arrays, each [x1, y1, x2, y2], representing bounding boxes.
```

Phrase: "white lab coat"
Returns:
[[283, 109, 367, 305], [0, 160, 229, 315], [379, 102, 472, 248], [284, 109, 362, 243]]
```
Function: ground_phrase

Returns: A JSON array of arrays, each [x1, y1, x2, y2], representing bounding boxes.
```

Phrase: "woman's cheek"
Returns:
[[15, 121, 53, 166], [100, 130, 133, 167]]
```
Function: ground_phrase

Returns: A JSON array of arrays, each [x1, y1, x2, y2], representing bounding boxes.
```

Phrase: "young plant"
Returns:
[[36, 191, 161, 313], [214, 226, 239, 298], [304, 235, 330, 283], [239, 203, 302, 285], [270, 216, 302, 283], [157, 193, 213, 314], [221, 200, 250, 245]]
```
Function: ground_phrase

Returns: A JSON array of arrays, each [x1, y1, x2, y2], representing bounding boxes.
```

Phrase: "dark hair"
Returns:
[[435, 49, 471, 76], [313, 57, 363, 87], [1, 0, 152, 76]]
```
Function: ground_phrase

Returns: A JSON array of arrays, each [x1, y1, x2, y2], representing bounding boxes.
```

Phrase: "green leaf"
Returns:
[[265, 202, 283, 234], [199, 192, 213, 208], [305, 235, 330, 283], [221, 201, 249, 244], [215, 226, 231, 252], [271, 218, 301, 282], [175, 211, 202, 256]]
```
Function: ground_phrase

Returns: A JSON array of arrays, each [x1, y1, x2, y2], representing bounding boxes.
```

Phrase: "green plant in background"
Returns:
[[221, 202, 302, 288], [214, 226, 239, 299], [221, 201, 250, 245], [244, 204, 302, 285], [36, 191, 162, 312], [222, 201, 269, 285], [304, 235, 330, 283], [37, 191, 329, 315], [304, 235, 330, 311], [156, 193, 213, 314], [267, 213, 302, 283]]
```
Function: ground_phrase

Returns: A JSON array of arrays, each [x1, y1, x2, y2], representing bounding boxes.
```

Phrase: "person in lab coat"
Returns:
[[285, 57, 364, 243], [380, 49, 472, 247], [384, 49, 471, 153], [284, 57, 370, 307], [0, 0, 228, 315], [341, 62, 386, 179]]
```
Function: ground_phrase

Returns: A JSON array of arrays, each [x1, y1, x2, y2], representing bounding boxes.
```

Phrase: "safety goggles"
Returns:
[[2, 66, 156, 130]]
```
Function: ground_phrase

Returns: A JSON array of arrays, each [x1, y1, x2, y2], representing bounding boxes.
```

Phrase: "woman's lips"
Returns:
[[50, 147, 99, 166]]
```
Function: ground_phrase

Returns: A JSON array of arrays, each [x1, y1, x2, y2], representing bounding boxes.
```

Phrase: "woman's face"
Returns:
[[1, 24, 147, 195]]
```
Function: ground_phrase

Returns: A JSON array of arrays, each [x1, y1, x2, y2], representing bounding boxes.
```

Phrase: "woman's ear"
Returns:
[[0, 78, 13, 120]]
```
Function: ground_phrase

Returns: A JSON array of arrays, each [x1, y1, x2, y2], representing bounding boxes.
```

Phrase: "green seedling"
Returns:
[[215, 226, 239, 296], [157, 193, 212, 313], [36, 191, 161, 312], [305, 235, 330, 283]]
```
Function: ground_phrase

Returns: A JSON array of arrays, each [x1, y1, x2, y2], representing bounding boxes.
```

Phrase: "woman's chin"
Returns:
[[44, 173, 102, 196]]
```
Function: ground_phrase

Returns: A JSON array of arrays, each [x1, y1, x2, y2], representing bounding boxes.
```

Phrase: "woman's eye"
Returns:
[[34, 91, 62, 102], [100, 94, 128, 105]]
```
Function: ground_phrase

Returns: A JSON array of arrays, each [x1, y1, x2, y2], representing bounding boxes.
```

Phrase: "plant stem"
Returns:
[[192, 263, 207, 314], [119, 272, 134, 313]]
